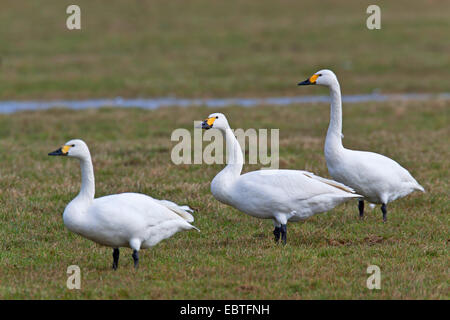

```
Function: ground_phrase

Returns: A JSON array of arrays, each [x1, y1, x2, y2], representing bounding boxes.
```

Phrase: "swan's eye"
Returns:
[[71, 144, 75, 147], [216, 116, 219, 119], [318, 74, 322, 77]]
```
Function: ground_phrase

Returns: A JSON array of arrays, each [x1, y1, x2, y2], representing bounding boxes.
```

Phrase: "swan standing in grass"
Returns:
[[201, 113, 361, 244], [49, 139, 198, 269], [298, 69, 425, 221]]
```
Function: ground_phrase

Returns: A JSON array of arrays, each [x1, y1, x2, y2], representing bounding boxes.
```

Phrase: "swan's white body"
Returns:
[[213, 168, 361, 223], [64, 193, 197, 250], [202, 113, 361, 231], [300, 70, 424, 206], [51, 139, 198, 255], [325, 148, 424, 204]]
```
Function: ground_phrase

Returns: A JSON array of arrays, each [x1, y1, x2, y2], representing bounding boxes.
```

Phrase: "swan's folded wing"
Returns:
[[91, 193, 192, 227], [239, 169, 357, 201], [301, 171, 356, 193], [153, 199, 195, 222]]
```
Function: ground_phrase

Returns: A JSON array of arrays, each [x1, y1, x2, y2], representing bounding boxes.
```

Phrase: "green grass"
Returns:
[[0, 0, 448, 300], [0, 101, 448, 299], [0, 0, 449, 99]]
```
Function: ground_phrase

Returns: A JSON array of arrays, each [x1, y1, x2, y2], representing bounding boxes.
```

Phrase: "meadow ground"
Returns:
[[0, 0, 449, 100], [0, 0, 448, 300], [0, 100, 448, 299]]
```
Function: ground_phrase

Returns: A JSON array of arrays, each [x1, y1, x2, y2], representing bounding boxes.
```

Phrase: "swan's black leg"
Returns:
[[273, 226, 281, 243], [112, 248, 120, 270], [132, 250, 139, 269], [280, 224, 287, 245], [381, 204, 387, 223], [358, 200, 364, 219]]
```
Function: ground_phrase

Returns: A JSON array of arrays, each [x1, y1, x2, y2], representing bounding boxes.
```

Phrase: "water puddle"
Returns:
[[0, 93, 448, 114]]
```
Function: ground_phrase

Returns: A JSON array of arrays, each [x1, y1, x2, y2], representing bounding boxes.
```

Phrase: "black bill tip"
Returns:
[[201, 121, 212, 130], [48, 148, 65, 156], [298, 79, 312, 86]]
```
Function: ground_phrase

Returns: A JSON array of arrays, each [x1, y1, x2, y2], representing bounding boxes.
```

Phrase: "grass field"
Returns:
[[0, 0, 448, 300], [0, 0, 449, 100], [0, 100, 448, 299]]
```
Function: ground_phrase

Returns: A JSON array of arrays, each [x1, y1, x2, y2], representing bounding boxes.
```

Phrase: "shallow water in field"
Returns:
[[0, 93, 448, 114]]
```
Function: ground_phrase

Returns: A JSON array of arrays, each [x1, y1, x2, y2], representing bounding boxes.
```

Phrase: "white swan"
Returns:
[[48, 139, 198, 269], [298, 69, 425, 221], [201, 113, 361, 244]]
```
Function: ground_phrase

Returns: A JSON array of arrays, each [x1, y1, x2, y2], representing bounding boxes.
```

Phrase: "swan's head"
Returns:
[[298, 69, 337, 87], [201, 112, 230, 130], [48, 139, 90, 159]]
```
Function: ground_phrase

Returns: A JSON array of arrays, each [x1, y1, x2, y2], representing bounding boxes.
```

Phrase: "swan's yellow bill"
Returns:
[[206, 117, 216, 126], [62, 145, 72, 154], [309, 74, 319, 84]]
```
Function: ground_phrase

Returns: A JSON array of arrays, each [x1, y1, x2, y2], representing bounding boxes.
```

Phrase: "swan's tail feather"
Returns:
[[303, 172, 356, 193], [351, 193, 364, 199], [415, 184, 425, 193], [178, 205, 195, 213], [157, 199, 195, 222], [341, 193, 363, 199]]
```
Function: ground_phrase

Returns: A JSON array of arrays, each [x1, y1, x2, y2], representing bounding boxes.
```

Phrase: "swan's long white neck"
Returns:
[[325, 78, 344, 156], [221, 127, 244, 178], [211, 126, 243, 203], [78, 155, 95, 201], [63, 153, 95, 232]]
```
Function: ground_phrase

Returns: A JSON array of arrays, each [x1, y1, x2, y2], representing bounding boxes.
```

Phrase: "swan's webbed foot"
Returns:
[[132, 250, 139, 269], [358, 200, 364, 219], [381, 204, 387, 223], [273, 226, 281, 243], [280, 224, 287, 245], [112, 248, 120, 270]]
